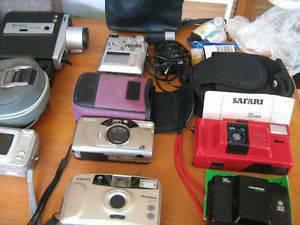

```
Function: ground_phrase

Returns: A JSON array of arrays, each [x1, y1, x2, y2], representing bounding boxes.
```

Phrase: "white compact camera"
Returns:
[[0, 126, 39, 177], [98, 34, 148, 75], [72, 117, 154, 163], [60, 174, 161, 225]]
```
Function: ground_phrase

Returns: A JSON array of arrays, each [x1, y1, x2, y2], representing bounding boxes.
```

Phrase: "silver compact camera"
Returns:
[[60, 174, 161, 225], [98, 34, 148, 75], [72, 117, 154, 163], [0, 126, 39, 177]]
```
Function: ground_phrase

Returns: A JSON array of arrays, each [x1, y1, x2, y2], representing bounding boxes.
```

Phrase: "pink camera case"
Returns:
[[73, 73, 151, 121]]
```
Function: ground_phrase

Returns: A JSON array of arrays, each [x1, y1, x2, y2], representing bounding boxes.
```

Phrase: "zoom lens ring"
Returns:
[[105, 124, 131, 146]]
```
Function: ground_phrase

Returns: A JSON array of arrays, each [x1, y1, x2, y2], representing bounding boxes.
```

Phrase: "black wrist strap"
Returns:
[[27, 146, 71, 225], [44, 214, 60, 225]]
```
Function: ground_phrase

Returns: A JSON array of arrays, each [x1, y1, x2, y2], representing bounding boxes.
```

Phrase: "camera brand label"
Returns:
[[76, 177, 91, 181], [232, 98, 264, 105], [141, 194, 157, 200], [248, 185, 265, 192], [203, 91, 294, 125], [4, 23, 55, 34]]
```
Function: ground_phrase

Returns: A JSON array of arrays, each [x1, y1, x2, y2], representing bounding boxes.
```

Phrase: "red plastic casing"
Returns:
[[193, 118, 293, 174]]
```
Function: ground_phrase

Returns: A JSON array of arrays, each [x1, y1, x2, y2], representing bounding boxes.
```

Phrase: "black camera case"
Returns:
[[191, 53, 295, 116]]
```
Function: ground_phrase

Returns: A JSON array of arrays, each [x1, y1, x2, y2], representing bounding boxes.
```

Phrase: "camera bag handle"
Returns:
[[27, 146, 71, 225]]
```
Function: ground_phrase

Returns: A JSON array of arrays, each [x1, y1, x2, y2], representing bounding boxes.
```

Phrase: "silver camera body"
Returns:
[[98, 34, 148, 75], [60, 174, 161, 225], [0, 126, 39, 177], [72, 117, 154, 163]]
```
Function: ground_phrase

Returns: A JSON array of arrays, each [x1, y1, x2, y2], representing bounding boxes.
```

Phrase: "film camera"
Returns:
[[98, 34, 148, 75], [72, 117, 154, 163], [0, 126, 39, 177], [60, 174, 161, 225], [207, 175, 292, 225], [193, 118, 292, 175], [0, 11, 89, 80]]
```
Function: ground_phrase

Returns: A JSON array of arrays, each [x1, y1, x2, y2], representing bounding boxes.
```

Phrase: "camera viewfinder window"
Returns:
[[0, 133, 14, 155]]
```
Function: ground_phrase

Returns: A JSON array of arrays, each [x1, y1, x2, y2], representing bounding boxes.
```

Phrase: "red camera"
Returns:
[[193, 118, 293, 175]]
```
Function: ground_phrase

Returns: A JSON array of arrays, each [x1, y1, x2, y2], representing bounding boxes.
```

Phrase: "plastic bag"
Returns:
[[226, 6, 300, 76]]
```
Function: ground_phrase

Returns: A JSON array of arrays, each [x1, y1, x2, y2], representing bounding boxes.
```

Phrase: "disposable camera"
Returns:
[[60, 174, 161, 225], [98, 34, 148, 75], [194, 118, 292, 175], [72, 117, 154, 163], [0, 126, 39, 177], [207, 175, 292, 225], [0, 12, 89, 76]]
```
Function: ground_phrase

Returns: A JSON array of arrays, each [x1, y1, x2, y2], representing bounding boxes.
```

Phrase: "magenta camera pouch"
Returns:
[[73, 73, 151, 121]]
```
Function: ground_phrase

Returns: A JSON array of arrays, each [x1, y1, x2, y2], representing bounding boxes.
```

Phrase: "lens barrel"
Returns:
[[66, 27, 89, 51]]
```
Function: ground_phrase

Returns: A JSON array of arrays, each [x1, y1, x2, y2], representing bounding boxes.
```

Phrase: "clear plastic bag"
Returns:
[[226, 6, 300, 76]]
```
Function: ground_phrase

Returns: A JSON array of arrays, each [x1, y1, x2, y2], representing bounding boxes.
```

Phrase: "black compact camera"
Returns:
[[207, 175, 292, 225], [0, 11, 89, 81]]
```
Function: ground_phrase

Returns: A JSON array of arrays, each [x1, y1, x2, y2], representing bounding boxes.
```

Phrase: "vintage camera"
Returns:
[[72, 117, 154, 163], [193, 118, 292, 175], [0, 126, 39, 177], [98, 34, 148, 75], [207, 175, 292, 225], [0, 11, 89, 80], [60, 174, 161, 225]]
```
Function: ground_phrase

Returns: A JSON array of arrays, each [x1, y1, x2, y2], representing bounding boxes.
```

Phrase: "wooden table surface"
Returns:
[[0, 19, 299, 225]]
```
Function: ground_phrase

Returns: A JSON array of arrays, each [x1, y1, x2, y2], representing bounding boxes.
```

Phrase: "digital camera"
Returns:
[[98, 34, 148, 75], [60, 174, 161, 225], [0, 12, 89, 80], [207, 175, 292, 225], [72, 117, 154, 163], [0, 126, 39, 177], [193, 118, 292, 175]]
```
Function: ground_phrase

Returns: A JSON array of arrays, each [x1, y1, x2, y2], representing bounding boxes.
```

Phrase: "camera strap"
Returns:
[[44, 214, 60, 225], [28, 146, 71, 225], [174, 133, 204, 217], [27, 169, 39, 221]]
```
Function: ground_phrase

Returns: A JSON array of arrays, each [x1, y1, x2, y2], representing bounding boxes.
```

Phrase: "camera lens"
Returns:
[[232, 132, 242, 141], [66, 27, 89, 51], [82, 27, 89, 49], [110, 194, 126, 209], [228, 128, 246, 144], [106, 124, 130, 145]]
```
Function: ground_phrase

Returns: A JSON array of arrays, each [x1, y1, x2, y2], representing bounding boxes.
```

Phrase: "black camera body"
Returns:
[[0, 11, 88, 81], [207, 175, 292, 225]]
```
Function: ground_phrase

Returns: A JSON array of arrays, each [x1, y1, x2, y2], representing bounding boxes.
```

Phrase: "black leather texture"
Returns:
[[151, 82, 194, 133], [105, 0, 184, 32], [126, 81, 141, 100], [73, 73, 99, 107], [191, 53, 295, 116]]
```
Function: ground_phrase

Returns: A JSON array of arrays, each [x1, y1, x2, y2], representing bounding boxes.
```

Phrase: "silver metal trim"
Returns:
[[52, 14, 70, 70]]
